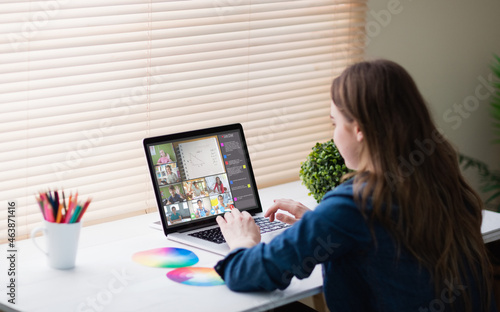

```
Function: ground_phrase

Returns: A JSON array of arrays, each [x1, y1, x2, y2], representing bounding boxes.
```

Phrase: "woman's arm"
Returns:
[[215, 191, 371, 292]]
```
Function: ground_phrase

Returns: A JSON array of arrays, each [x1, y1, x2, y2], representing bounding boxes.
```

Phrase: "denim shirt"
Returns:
[[214, 180, 494, 312]]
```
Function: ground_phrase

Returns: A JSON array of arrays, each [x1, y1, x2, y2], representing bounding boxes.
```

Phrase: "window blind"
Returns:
[[0, 0, 367, 241]]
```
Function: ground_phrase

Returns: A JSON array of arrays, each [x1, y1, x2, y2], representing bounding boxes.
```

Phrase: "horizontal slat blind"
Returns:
[[0, 0, 367, 241]]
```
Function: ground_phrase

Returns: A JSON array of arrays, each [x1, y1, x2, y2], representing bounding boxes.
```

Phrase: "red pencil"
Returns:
[[76, 199, 91, 223]]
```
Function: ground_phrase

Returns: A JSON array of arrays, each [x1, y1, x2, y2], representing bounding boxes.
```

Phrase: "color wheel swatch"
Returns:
[[167, 267, 225, 286], [132, 247, 199, 268]]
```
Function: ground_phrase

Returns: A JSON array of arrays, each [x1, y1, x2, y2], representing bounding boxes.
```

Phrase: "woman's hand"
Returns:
[[264, 199, 311, 225], [216, 209, 261, 251]]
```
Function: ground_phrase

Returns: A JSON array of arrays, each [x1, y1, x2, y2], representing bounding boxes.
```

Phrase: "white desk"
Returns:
[[0, 181, 320, 312], [482, 209, 500, 244], [2, 180, 500, 312]]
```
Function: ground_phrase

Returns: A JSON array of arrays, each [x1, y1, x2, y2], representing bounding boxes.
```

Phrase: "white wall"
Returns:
[[365, 0, 500, 206]]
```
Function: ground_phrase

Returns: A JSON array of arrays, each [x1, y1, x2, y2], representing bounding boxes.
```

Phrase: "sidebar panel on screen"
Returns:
[[218, 131, 257, 210]]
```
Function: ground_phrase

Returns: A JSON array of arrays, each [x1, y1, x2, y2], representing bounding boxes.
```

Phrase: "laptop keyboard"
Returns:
[[188, 217, 290, 244]]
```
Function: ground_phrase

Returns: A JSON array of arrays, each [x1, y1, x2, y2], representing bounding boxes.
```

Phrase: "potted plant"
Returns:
[[299, 139, 349, 203], [459, 54, 500, 212]]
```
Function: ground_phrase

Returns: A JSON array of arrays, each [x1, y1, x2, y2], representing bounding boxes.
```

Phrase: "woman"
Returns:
[[214, 60, 494, 311], [214, 176, 225, 194]]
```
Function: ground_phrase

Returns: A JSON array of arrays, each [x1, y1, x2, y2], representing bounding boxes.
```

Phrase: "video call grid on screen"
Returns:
[[146, 129, 258, 228]]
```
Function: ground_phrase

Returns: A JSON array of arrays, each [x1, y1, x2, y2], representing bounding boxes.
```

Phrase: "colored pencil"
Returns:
[[64, 193, 74, 223], [54, 191, 59, 221], [76, 199, 91, 223], [56, 204, 63, 223], [36, 196, 45, 219], [69, 205, 81, 223], [36, 190, 90, 223], [62, 190, 67, 217], [44, 201, 53, 222]]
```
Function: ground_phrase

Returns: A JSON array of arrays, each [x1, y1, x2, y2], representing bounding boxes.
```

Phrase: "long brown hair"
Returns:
[[331, 59, 492, 311]]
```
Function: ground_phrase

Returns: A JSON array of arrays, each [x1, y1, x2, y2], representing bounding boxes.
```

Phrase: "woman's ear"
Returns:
[[354, 122, 364, 142]]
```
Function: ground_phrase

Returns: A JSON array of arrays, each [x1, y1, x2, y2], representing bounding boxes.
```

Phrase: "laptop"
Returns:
[[143, 123, 290, 255]]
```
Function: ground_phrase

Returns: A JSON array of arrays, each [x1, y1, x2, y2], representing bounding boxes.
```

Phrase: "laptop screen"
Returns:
[[143, 124, 261, 233]]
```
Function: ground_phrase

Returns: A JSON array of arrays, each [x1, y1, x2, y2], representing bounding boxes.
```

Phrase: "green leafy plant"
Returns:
[[299, 139, 349, 203], [459, 54, 500, 212], [459, 154, 500, 211], [492, 54, 500, 143]]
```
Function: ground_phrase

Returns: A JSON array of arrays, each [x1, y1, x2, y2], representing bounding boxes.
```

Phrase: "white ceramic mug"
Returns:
[[31, 220, 82, 270]]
